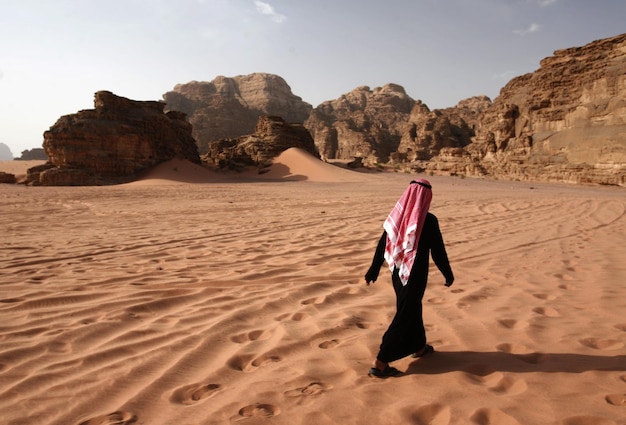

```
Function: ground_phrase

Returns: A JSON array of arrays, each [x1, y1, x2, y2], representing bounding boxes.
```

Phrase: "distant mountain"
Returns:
[[0, 143, 13, 160]]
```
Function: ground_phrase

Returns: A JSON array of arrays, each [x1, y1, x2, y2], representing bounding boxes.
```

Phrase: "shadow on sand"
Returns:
[[404, 351, 626, 376]]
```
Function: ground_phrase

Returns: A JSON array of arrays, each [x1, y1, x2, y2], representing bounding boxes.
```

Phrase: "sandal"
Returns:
[[411, 344, 434, 358], [368, 366, 401, 378]]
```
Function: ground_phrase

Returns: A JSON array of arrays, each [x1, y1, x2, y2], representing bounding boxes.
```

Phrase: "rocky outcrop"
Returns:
[[304, 84, 415, 163], [163, 73, 312, 154], [393, 99, 479, 163], [0, 171, 16, 184], [204, 116, 318, 170], [18, 148, 48, 160], [302, 33, 625, 186], [425, 33, 626, 185], [29, 91, 199, 186]]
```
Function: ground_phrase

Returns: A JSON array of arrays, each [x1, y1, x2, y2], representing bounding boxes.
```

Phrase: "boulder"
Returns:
[[0, 171, 17, 184]]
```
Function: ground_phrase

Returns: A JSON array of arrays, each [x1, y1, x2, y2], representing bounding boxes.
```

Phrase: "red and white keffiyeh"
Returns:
[[383, 179, 432, 286]]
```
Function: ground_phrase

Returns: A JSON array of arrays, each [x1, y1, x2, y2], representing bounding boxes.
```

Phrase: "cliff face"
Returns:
[[301, 33, 626, 185], [30, 91, 199, 186], [163, 73, 312, 154], [29, 33, 624, 186], [304, 84, 415, 163], [459, 32, 626, 185]]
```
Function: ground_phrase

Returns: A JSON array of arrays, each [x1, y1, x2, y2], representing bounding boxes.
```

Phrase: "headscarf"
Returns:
[[382, 179, 432, 286]]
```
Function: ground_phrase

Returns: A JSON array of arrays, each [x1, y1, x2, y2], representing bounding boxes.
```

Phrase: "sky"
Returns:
[[1, 0, 625, 157]]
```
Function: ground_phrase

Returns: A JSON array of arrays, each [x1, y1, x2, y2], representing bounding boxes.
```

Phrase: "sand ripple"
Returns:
[[1, 171, 625, 424]]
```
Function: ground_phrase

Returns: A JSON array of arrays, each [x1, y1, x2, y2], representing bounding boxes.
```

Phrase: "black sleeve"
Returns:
[[430, 216, 454, 283], [365, 231, 387, 283]]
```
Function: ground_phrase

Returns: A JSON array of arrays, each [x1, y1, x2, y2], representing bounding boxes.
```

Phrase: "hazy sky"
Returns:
[[1, 0, 624, 156]]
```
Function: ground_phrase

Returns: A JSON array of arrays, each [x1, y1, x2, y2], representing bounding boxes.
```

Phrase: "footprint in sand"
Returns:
[[532, 306, 561, 317], [318, 339, 339, 349], [605, 393, 626, 407], [497, 319, 527, 330], [301, 296, 325, 305], [463, 365, 527, 396], [427, 297, 446, 304], [554, 273, 575, 281], [406, 403, 450, 425], [613, 323, 626, 332], [496, 343, 530, 354], [274, 312, 310, 322], [251, 353, 283, 368], [490, 375, 527, 395], [227, 352, 282, 372], [230, 329, 272, 344], [605, 393, 626, 406], [238, 403, 280, 418], [457, 293, 490, 309], [169, 382, 222, 405], [579, 337, 624, 350], [284, 381, 332, 398], [291, 312, 311, 321], [532, 293, 556, 301], [78, 411, 138, 425], [470, 407, 521, 425]]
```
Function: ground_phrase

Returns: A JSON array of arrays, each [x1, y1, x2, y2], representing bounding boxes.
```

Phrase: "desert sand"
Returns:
[[1, 149, 625, 425]]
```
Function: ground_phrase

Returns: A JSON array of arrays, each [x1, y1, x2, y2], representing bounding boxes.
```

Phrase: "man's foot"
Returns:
[[411, 344, 434, 358], [369, 365, 401, 378]]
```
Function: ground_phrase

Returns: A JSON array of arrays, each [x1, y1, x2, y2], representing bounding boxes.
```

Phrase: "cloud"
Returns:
[[537, 0, 557, 6], [513, 23, 541, 36], [253, 0, 286, 23], [493, 70, 518, 81]]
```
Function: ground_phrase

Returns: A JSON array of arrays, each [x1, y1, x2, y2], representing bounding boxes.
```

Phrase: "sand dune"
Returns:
[[1, 170, 625, 424], [253, 148, 371, 182]]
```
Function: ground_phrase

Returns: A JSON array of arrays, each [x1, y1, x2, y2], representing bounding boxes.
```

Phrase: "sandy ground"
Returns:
[[1, 150, 625, 425]]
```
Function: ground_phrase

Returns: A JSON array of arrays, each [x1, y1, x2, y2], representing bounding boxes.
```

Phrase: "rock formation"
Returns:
[[163, 73, 312, 154], [0, 172, 16, 184], [304, 84, 415, 164], [28, 91, 200, 186], [302, 33, 626, 186], [18, 148, 48, 160], [28, 32, 621, 186], [457, 32, 626, 185], [204, 116, 318, 171]]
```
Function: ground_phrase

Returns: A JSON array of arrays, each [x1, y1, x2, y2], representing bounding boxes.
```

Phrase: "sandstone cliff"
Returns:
[[163, 73, 312, 154], [204, 116, 318, 171], [302, 33, 626, 186], [304, 84, 415, 163], [457, 32, 626, 185], [29, 91, 200, 186]]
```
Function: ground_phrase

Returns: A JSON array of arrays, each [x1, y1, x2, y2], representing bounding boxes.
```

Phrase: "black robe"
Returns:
[[365, 212, 454, 363]]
